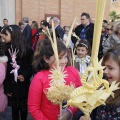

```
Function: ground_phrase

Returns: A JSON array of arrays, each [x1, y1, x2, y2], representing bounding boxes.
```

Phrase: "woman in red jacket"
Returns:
[[28, 38, 82, 120], [31, 21, 38, 45]]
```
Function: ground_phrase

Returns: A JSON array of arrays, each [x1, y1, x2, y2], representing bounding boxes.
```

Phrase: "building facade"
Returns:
[[0, 0, 110, 27], [110, 0, 120, 16]]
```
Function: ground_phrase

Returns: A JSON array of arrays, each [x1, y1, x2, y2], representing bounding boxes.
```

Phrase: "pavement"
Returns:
[[0, 106, 33, 120]]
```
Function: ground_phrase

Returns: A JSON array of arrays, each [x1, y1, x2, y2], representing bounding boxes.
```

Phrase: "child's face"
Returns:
[[44, 52, 68, 70], [76, 46, 88, 58], [1, 30, 11, 43], [104, 57, 120, 84]]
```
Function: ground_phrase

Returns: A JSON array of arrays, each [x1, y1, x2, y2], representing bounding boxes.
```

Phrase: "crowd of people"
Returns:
[[0, 12, 120, 120]]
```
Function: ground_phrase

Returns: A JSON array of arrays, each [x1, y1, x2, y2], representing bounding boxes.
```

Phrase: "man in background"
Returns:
[[75, 12, 94, 47], [22, 17, 32, 47], [3, 18, 8, 27], [49, 17, 64, 40]]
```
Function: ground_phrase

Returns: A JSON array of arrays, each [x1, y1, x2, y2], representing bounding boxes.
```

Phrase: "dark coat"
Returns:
[[55, 25, 64, 39], [22, 24, 32, 46], [75, 23, 94, 47], [4, 44, 33, 98]]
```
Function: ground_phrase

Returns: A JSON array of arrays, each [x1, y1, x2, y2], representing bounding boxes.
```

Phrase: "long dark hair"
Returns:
[[33, 38, 67, 73], [0, 36, 5, 56], [1, 25, 26, 58]]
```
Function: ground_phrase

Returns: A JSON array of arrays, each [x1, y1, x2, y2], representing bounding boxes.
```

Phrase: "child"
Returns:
[[0, 37, 8, 112], [74, 40, 91, 75], [1, 25, 33, 120], [28, 38, 82, 120], [76, 44, 120, 120], [63, 26, 74, 48], [95, 44, 120, 119]]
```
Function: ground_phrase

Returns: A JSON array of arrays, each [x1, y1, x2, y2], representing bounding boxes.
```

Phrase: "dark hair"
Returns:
[[33, 38, 67, 73], [3, 18, 8, 22], [40, 20, 46, 25], [81, 12, 90, 19], [18, 21, 24, 26], [41, 20, 49, 27], [0, 26, 2, 32], [1, 25, 27, 58], [63, 26, 67, 31], [0, 36, 5, 56], [76, 40, 91, 55], [103, 20, 108, 24]]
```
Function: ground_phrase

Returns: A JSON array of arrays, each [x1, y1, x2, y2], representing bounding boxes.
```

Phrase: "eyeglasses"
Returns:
[[106, 28, 112, 31]]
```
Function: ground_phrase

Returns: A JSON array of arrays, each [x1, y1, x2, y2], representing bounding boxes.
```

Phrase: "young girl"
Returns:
[[76, 44, 120, 120], [74, 40, 91, 75], [1, 25, 33, 120], [28, 38, 82, 120], [0, 37, 8, 112], [95, 44, 120, 119]]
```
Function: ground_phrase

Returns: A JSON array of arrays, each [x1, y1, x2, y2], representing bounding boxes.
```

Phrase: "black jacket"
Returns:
[[55, 25, 64, 39], [75, 23, 94, 47], [4, 44, 33, 98], [22, 24, 32, 47]]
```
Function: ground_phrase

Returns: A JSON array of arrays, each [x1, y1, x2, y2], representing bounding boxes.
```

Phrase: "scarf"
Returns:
[[74, 55, 90, 65]]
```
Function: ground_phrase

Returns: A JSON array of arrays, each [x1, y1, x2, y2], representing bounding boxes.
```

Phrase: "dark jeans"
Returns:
[[11, 98, 28, 120], [74, 108, 98, 120], [74, 110, 84, 120]]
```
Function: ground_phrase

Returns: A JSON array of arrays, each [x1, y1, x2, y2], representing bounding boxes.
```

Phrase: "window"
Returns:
[[111, 0, 117, 3]]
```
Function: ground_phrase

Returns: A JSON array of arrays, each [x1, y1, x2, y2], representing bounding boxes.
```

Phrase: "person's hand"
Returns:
[[58, 110, 71, 120], [17, 75, 24, 82], [7, 93, 12, 97], [79, 116, 91, 120]]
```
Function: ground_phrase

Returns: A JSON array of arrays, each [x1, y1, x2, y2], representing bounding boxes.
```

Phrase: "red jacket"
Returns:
[[28, 66, 82, 120], [32, 29, 37, 44]]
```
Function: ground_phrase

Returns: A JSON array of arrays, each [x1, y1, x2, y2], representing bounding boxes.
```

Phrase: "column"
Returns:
[[0, 0, 15, 26]]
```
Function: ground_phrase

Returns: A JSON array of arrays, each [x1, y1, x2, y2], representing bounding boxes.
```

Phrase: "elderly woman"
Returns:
[[102, 22, 120, 54]]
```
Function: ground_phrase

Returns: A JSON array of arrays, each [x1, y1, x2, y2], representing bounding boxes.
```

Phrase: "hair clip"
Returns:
[[80, 43, 88, 49], [9, 26, 13, 31]]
